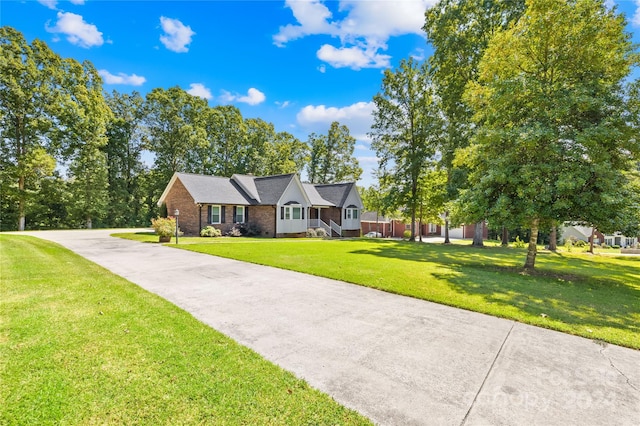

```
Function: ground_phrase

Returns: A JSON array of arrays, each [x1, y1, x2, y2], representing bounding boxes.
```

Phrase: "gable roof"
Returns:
[[313, 182, 355, 208], [302, 183, 335, 207], [232, 174, 261, 203], [159, 172, 361, 209], [253, 174, 297, 204]]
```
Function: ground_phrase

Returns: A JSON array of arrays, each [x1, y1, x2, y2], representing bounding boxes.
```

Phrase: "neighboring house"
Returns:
[[361, 212, 391, 237], [157, 172, 363, 238], [561, 224, 639, 247]]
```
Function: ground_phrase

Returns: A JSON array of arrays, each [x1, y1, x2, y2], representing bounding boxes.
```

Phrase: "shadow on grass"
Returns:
[[348, 240, 640, 342]]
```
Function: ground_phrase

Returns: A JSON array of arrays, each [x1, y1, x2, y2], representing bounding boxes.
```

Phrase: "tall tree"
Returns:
[[60, 60, 111, 228], [370, 58, 444, 240], [103, 90, 147, 227], [306, 121, 362, 183], [0, 27, 61, 230], [265, 131, 309, 175], [203, 105, 247, 176], [461, 0, 639, 270], [424, 0, 525, 245], [143, 86, 208, 185]]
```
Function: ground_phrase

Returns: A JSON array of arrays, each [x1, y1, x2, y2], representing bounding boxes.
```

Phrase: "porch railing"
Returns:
[[330, 220, 342, 237], [308, 218, 332, 237]]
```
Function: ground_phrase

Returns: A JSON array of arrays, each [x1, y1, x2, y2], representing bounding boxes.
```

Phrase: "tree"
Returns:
[[424, 0, 525, 245], [0, 27, 62, 230], [144, 86, 208, 185], [265, 131, 309, 175], [103, 90, 148, 227], [203, 105, 247, 176], [60, 60, 111, 228], [370, 58, 444, 240], [461, 0, 639, 269], [306, 121, 362, 183]]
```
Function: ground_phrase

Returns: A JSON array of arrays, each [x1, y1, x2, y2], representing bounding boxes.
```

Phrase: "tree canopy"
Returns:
[[460, 0, 639, 269]]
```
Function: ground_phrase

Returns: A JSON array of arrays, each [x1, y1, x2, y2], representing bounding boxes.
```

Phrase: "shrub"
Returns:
[[612, 244, 620, 249], [151, 217, 176, 238], [575, 240, 587, 247], [513, 236, 526, 248], [306, 228, 317, 238], [227, 226, 243, 237], [315, 228, 328, 238], [200, 226, 221, 237], [403, 230, 411, 239]]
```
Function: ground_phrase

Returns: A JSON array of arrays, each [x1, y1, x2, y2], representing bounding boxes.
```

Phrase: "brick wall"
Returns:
[[163, 178, 199, 236], [200, 204, 276, 237]]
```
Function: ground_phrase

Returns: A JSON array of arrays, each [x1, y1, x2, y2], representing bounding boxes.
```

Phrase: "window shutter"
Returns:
[[245, 206, 249, 222], [302, 208, 305, 220], [344, 209, 347, 219], [233, 206, 237, 223], [221, 206, 226, 223], [281, 206, 284, 220], [207, 205, 212, 223]]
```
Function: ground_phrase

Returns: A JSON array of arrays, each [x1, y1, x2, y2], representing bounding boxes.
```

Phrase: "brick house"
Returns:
[[158, 172, 363, 238]]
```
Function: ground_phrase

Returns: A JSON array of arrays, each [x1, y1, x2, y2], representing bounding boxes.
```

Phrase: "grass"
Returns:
[[117, 232, 640, 350], [0, 234, 371, 425]]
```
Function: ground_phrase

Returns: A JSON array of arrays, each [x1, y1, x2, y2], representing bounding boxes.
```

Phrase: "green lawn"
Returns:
[[118, 233, 640, 349], [0, 234, 371, 425]]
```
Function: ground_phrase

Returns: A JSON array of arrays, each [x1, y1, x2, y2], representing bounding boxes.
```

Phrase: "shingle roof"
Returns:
[[232, 174, 261, 202], [313, 182, 354, 208], [253, 174, 297, 204], [361, 211, 390, 223], [176, 173, 253, 205], [302, 183, 335, 207]]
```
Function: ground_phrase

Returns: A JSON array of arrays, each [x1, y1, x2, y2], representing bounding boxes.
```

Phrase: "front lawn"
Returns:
[[0, 235, 370, 425], [115, 234, 640, 350]]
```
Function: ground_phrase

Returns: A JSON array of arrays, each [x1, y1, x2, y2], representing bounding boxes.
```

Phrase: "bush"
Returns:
[[513, 236, 526, 248], [403, 230, 411, 239], [200, 226, 221, 237], [226, 223, 261, 237], [306, 228, 318, 238], [612, 245, 620, 249], [151, 217, 176, 238], [227, 226, 243, 237], [575, 240, 587, 247], [315, 228, 328, 238]]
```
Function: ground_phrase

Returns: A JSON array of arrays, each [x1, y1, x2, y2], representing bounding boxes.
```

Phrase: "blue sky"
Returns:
[[3, 0, 640, 187]]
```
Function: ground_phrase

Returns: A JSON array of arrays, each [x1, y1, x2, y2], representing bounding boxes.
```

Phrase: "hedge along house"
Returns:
[[158, 172, 363, 238]]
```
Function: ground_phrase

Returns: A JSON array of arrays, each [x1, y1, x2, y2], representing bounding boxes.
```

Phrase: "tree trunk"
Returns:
[[18, 175, 25, 231], [472, 222, 484, 247], [418, 203, 423, 242], [501, 226, 509, 246], [524, 218, 540, 270], [444, 211, 450, 244], [86, 217, 92, 229], [589, 226, 595, 254], [548, 226, 557, 251]]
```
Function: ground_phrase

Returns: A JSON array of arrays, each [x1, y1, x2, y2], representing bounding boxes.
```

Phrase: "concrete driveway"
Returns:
[[16, 229, 640, 425]]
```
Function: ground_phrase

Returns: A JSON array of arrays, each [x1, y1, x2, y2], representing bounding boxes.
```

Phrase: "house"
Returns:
[[561, 224, 639, 248], [157, 172, 363, 238]]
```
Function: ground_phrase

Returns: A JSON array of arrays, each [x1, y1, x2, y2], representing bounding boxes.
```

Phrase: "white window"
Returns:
[[210, 205, 221, 224], [235, 206, 244, 223], [282, 205, 303, 220], [345, 208, 358, 220]]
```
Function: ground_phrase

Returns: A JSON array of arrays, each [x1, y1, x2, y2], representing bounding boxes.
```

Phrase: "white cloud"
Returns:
[[273, 0, 338, 47], [98, 70, 146, 86], [159, 17, 195, 53], [46, 12, 103, 48], [238, 88, 266, 105], [275, 100, 291, 108], [220, 88, 266, 105], [317, 44, 390, 70], [633, 1, 640, 27], [70, 0, 85, 4], [297, 101, 375, 141], [38, 0, 58, 9], [274, 0, 436, 69], [187, 83, 213, 100], [318, 64, 326, 73]]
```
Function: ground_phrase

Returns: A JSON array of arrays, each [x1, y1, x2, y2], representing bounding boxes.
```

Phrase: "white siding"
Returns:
[[276, 178, 310, 235]]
